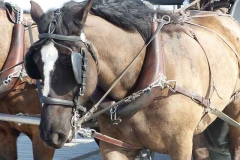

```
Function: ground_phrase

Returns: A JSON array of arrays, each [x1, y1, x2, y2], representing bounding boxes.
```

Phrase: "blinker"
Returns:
[[71, 48, 88, 86]]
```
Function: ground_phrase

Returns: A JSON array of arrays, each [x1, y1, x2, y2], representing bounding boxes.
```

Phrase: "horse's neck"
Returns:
[[85, 15, 146, 99]]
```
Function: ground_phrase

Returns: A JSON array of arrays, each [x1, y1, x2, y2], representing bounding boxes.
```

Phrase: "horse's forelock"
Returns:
[[38, 1, 86, 36], [57, 1, 87, 35]]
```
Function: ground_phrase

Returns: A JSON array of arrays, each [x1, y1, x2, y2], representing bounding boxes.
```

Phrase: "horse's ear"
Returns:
[[30, 1, 44, 24], [75, 0, 94, 26]]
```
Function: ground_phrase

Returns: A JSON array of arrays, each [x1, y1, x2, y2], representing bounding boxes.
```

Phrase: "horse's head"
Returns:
[[26, 0, 98, 148]]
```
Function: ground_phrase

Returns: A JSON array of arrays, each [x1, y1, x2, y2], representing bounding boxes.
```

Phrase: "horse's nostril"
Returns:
[[51, 132, 67, 146], [58, 132, 66, 141]]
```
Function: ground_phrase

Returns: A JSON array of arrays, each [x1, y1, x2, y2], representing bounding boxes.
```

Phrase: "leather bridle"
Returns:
[[35, 10, 98, 113]]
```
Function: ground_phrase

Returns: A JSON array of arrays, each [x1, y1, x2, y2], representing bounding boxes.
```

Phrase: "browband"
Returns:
[[39, 33, 82, 42]]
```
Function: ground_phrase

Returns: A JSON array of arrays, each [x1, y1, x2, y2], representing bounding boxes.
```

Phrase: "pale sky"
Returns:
[[4, 0, 176, 12], [4, 0, 83, 12]]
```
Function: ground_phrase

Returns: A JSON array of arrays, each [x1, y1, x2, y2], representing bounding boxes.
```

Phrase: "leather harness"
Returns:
[[27, 11, 240, 150]]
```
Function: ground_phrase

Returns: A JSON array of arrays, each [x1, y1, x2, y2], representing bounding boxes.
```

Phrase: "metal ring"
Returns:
[[90, 129, 96, 136], [162, 15, 171, 24], [70, 116, 76, 127]]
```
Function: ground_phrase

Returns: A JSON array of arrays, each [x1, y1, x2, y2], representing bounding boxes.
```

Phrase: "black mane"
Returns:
[[90, 0, 154, 41], [39, 0, 172, 42]]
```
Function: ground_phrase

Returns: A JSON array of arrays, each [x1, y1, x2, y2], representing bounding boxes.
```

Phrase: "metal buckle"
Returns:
[[79, 87, 84, 96], [191, 92, 200, 104]]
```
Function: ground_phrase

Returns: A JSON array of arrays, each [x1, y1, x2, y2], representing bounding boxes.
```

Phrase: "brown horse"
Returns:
[[0, 2, 55, 160], [27, 0, 240, 159]]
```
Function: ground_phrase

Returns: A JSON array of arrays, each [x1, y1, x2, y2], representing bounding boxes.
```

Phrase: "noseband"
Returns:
[[35, 10, 98, 113]]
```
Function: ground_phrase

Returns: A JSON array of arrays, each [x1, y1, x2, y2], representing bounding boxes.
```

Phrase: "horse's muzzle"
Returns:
[[39, 125, 68, 149]]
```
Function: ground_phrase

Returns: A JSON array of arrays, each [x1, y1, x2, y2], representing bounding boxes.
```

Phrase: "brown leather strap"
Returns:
[[175, 85, 210, 107], [93, 132, 142, 150], [0, 24, 25, 99], [180, 25, 220, 101]]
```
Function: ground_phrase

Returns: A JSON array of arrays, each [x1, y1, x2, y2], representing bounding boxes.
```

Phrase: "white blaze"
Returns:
[[41, 42, 58, 96]]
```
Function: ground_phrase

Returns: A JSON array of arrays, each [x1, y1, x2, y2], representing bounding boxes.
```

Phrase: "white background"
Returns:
[[4, 0, 83, 12]]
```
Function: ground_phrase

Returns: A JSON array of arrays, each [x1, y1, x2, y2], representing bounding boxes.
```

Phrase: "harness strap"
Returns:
[[93, 132, 142, 150], [39, 33, 81, 42], [210, 108, 240, 128], [181, 24, 222, 100], [174, 85, 210, 107], [0, 23, 25, 99]]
